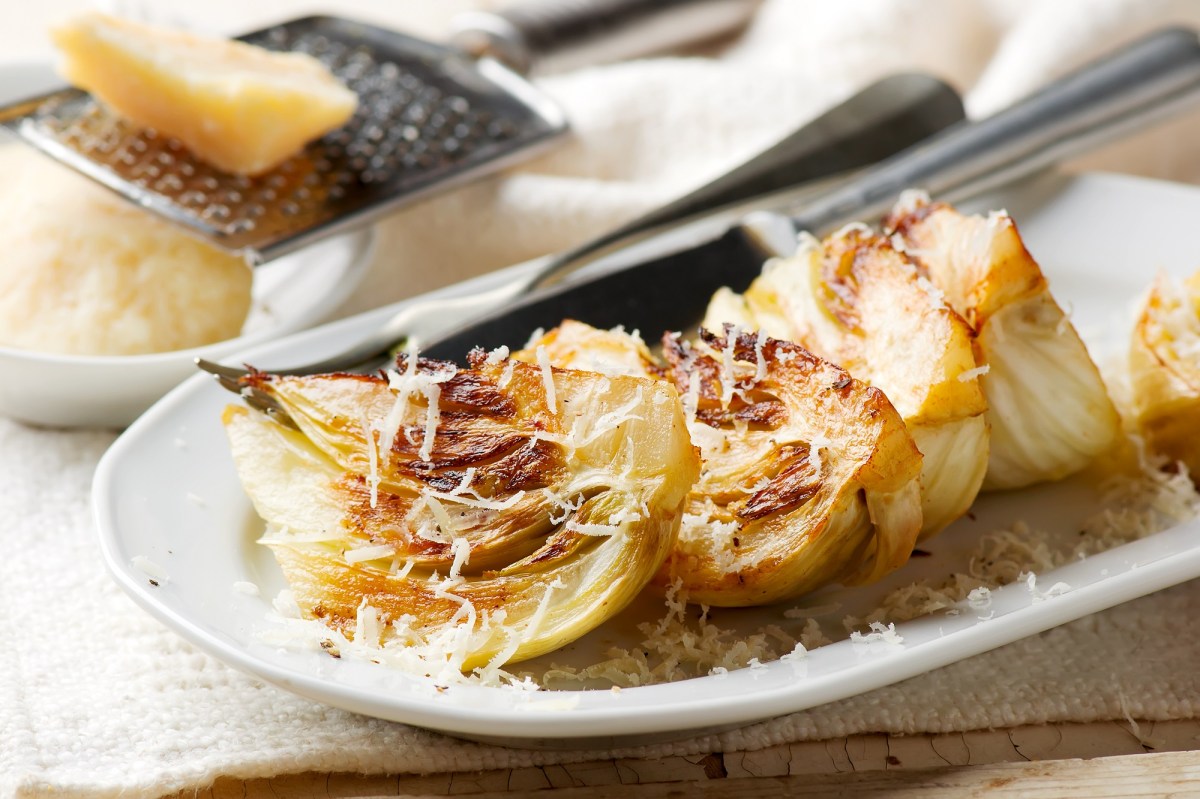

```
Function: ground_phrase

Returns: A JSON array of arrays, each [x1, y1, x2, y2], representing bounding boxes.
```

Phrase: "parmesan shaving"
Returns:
[[418, 381, 441, 462], [545, 489, 584, 525], [523, 327, 546, 350], [752, 332, 767, 384], [422, 488, 526, 511], [419, 494, 457, 541], [957, 364, 991, 383], [718, 326, 740, 407], [344, 543, 394, 564], [536, 345, 557, 414], [564, 520, 621, 537], [807, 432, 831, 477], [448, 537, 471, 579], [832, 221, 873, 239], [683, 370, 701, 422], [379, 344, 419, 458], [354, 599, 382, 646], [361, 413, 380, 509], [893, 188, 931, 216], [451, 467, 477, 496], [484, 345, 510, 365], [499, 359, 516, 389], [271, 589, 302, 619], [131, 555, 169, 584], [378, 351, 456, 464]]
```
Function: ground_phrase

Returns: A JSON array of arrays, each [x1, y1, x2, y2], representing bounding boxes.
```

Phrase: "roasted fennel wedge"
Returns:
[[1130, 269, 1200, 479], [886, 194, 1120, 490], [221, 353, 698, 676], [520, 321, 924, 607], [704, 225, 988, 537]]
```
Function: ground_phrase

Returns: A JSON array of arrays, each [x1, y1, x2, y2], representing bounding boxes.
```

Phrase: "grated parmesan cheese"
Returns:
[[967, 586, 991, 611], [849, 621, 903, 646]]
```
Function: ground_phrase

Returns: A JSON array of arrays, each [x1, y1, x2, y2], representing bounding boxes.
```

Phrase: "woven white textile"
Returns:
[[4, 0, 1200, 795]]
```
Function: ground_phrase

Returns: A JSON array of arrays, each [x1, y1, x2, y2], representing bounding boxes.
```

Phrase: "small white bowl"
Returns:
[[0, 62, 376, 428]]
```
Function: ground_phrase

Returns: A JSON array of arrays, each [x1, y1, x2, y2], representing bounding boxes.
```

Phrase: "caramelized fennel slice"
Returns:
[[1130, 270, 1200, 479], [222, 355, 698, 672], [704, 226, 988, 537], [886, 196, 1120, 490], [520, 321, 924, 607]]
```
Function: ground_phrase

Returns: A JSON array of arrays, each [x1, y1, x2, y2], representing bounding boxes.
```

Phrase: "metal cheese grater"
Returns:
[[0, 0, 759, 263]]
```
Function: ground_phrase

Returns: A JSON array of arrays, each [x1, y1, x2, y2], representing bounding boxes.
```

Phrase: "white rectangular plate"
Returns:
[[93, 170, 1200, 747]]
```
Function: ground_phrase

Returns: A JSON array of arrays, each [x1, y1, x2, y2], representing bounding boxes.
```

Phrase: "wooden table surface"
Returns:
[[172, 720, 1200, 797]]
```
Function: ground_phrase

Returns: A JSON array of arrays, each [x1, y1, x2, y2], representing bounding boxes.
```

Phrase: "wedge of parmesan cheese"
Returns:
[[52, 13, 358, 175]]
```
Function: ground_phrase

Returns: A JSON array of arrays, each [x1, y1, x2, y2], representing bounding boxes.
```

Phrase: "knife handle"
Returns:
[[450, 0, 761, 74], [792, 27, 1200, 235]]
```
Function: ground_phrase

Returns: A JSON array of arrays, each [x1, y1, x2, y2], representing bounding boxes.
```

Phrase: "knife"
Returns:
[[421, 27, 1200, 361]]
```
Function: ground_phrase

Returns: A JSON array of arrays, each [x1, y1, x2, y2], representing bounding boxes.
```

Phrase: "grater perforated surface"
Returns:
[[2, 16, 566, 262]]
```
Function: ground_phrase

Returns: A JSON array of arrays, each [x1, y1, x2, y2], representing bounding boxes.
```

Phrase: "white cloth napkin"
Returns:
[[6, 0, 1200, 795]]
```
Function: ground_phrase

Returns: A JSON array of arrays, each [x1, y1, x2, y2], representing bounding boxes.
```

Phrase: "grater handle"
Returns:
[[449, 0, 761, 74], [787, 27, 1200, 236]]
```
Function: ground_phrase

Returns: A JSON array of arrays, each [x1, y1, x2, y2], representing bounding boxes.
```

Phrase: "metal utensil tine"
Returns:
[[196, 357, 297, 426]]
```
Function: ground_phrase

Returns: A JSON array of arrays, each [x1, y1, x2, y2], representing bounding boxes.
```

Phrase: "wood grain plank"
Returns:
[[166, 721, 1200, 798], [434, 750, 1200, 799]]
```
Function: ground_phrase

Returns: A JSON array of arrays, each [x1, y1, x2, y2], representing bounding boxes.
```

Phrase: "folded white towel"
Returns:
[[4, 0, 1200, 795]]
